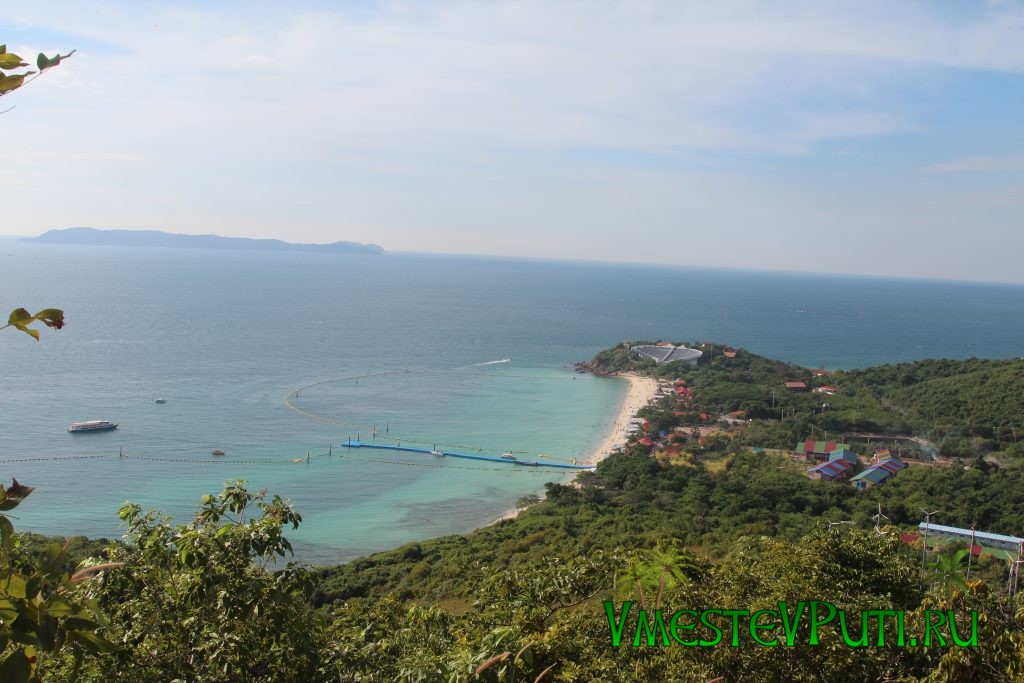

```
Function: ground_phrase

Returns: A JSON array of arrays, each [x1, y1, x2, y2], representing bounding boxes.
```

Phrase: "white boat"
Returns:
[[68, 420, 118, 433], [430, 450, 444, 457], [500, 451, 517, 460]]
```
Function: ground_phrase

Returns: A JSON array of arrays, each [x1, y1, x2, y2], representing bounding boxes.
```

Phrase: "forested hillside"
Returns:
[[9, 342, 1024, 681]]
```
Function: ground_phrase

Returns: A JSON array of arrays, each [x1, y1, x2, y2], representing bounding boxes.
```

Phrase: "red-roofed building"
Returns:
[[638, 437, 656, 447], [784, 381, 808, 392]]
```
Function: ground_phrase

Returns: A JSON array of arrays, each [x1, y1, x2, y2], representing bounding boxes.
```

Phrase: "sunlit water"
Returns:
[[2, 240, 1022, 563]]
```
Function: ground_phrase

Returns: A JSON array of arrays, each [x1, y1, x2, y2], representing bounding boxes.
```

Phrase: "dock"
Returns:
[[340, 441, 593, 470]]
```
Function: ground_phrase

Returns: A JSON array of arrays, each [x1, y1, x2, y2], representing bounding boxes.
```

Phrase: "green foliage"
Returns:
[[0, 480, 115, 683], [62, 481, 330, 682], [926, 549, 970, 598], [3, 308, 65, 341], [0, 44, 73, 97]]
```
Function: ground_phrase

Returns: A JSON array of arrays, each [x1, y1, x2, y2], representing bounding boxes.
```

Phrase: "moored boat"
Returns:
[[211, 449, 225, 456], [500, 451, 517, 460], [430, 450, 444, 457], [68, 420, 118, 433]]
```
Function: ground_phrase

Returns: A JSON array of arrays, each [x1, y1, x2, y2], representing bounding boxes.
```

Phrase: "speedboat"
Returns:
[[500, 452, 517, 460], [68, 420, 118, 433]]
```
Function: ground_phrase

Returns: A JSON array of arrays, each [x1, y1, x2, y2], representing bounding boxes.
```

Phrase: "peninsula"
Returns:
[[25, 227, 385, 255]]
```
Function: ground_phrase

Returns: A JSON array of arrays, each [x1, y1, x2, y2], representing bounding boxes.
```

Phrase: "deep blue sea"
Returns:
[[2, 239, 1023, 564]]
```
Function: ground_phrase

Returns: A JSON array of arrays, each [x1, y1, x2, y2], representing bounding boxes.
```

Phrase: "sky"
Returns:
[[2, 1, 1023, 283]]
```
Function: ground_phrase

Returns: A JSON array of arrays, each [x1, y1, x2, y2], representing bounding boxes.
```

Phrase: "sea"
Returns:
[[2, 239, 1023, 564]]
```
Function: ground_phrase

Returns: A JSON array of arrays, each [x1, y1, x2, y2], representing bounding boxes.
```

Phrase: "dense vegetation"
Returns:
[[8, 341, 1024, 680]]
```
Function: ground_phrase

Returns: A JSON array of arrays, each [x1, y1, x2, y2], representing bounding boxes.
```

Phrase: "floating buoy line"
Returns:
[[283, 368, 591, 465]]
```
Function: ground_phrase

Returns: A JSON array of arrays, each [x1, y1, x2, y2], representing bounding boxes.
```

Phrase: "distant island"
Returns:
[[25, 227, 384, 255]]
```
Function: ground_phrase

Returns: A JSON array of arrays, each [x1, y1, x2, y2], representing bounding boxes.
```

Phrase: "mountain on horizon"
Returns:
[[25, 227, 384, 255]]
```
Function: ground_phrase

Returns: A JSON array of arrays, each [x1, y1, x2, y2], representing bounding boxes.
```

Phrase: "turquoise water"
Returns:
[[2, 240, 1023, 563]]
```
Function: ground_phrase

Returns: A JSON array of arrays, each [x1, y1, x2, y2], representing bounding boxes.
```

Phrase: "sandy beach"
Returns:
[[489, 371, 660, 524], [581, 372, 661, 466]]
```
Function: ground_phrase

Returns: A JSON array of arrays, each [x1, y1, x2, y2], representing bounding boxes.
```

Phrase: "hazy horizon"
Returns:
[[5, 230, 1024, 289], [3, 2, 1023, 283]]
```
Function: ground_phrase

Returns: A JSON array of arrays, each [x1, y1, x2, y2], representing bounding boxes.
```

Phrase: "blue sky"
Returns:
[[2, 1, 1023, 282]]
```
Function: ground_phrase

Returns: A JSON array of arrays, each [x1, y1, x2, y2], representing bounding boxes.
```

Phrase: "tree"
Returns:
[[59, 482, 331, 682], [0, 481, 116, 683]]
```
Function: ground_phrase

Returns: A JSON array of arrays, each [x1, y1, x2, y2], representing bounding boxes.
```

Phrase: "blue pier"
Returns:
[[340, 441, 593, 470]]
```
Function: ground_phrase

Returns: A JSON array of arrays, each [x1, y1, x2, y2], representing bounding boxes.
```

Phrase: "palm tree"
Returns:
[[926, 549, 970, 597]]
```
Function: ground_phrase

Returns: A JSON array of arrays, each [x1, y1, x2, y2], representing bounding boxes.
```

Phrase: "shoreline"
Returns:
[[489, 371, 660, 525]]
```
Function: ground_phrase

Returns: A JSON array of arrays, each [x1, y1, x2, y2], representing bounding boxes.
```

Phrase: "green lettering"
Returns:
[[868, 610, 897, 646], [722, 610, 749, 647], [838, 610, 869, 647], [808, 601, 837, 645], [749, 609, 779, 647], [778, 600, 806, 647], [604, 601, 631, 647], [669, 610, 699, 646], [633, 609, 670, 647], [699, 609, 723, 647], [923, 610, 948, 647], [948, 610, 978, 647]]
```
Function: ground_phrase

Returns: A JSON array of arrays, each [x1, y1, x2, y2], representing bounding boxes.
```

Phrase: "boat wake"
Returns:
[[473, 359, 511, 366]]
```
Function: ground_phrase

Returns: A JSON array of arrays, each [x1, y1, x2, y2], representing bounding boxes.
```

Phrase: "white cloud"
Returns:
[[922, 157, 1024, 173], [3, 1, 1024, 281]]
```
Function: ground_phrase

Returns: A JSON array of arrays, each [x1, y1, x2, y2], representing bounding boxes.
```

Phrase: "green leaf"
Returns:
[[44, 598, 76, 618], [0, 598, 19, 621], [25, 576, 41, 601], [0, 45, 6, 54], [0, 53, 27, 70], [0, 515, 13, 550], [66, 629, 118, 653], [5, 573, 28, 598], [0, 73, 31, 94], [0, 650, 30, 683], [37, 51, 74, 71]]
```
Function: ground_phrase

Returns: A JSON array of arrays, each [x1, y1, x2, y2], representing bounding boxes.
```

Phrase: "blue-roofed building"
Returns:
[[828, 449, 858, 464], [850, 456, 906, 489], [807, 458, 853, 481], [920, 522, 1023, 554]]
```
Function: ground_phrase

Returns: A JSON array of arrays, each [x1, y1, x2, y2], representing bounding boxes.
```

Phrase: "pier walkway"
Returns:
[[340, 441, 594, 470]]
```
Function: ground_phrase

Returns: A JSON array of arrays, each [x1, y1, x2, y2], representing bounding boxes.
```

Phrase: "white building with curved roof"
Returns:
[[631, 343, 703, 365]]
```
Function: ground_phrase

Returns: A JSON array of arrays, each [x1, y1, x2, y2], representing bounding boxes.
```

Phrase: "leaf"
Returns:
[[33, 308, 65, 329], [66, 629, 118, 653], [0, 53, 27, 70], [0, 73, 31, 94], [5, 573, 28, 598], [44, 598, 76, 618], [0, 45, 5, 54], [0, 650, 31, 683], [37, 51, 74, 71], [0, 479, 35, 509], [0, 515, 13, 550], [6, 308, 65, 340], [25, 576, 41, 601]]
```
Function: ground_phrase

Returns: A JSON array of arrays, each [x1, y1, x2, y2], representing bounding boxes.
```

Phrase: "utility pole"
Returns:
[[966, 524, 976, 581], [920, 508, 940, 570]]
